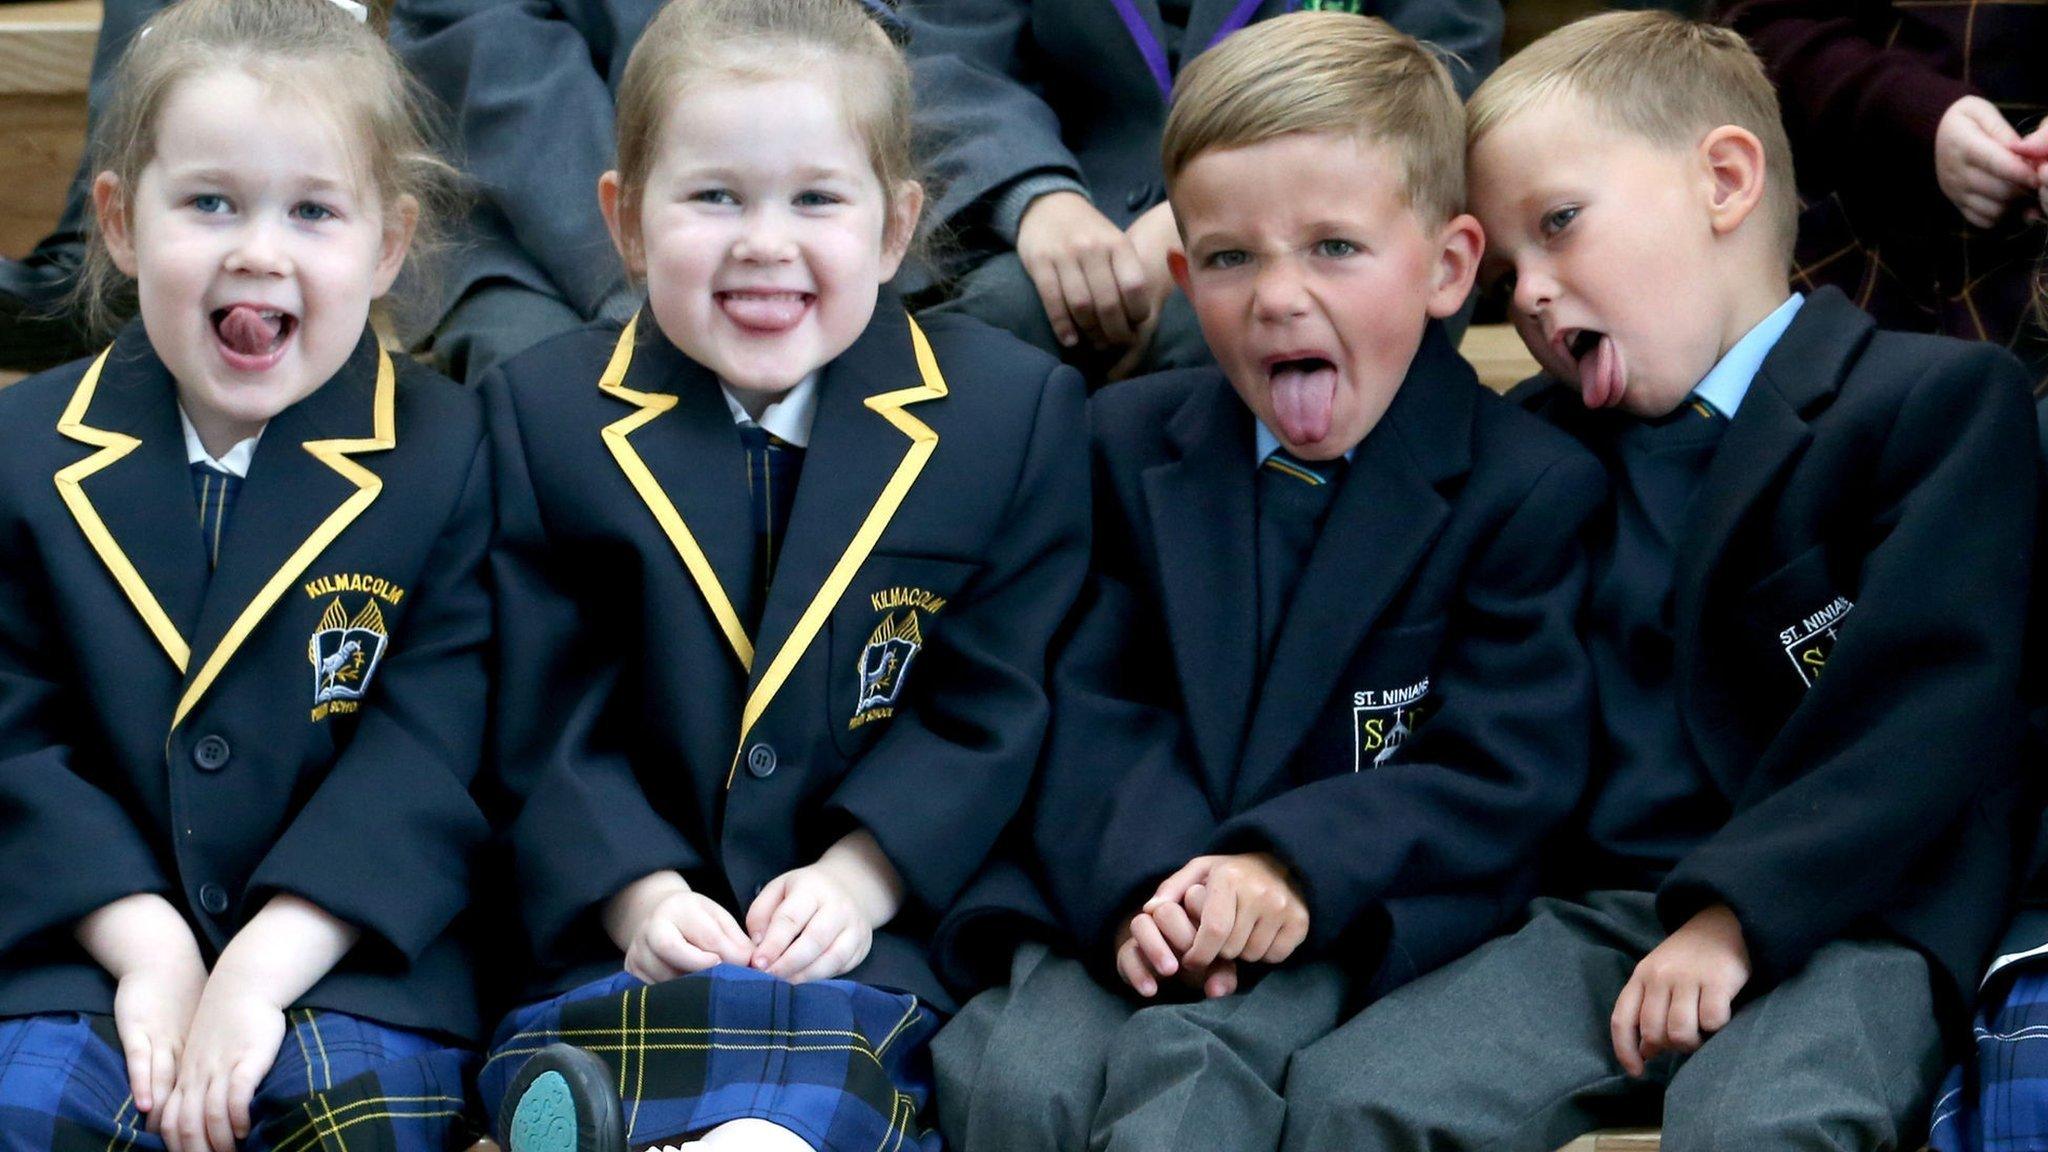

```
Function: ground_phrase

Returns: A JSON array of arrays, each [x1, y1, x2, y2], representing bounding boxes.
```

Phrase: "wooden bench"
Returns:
[[0, 0, 94, 261]]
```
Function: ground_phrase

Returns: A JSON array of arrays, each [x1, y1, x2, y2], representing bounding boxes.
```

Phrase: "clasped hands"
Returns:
[[1934, 96, 2048, 228], [1113, 851, 1310, 1000]]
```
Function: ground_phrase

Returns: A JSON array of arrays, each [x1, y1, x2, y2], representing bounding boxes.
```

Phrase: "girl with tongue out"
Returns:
[[475, 0, 1090, 1151]]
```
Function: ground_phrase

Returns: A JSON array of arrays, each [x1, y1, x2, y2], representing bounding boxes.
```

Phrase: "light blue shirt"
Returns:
[[1254, 421, 1357, 469], [1691, 293, 1804, 419]]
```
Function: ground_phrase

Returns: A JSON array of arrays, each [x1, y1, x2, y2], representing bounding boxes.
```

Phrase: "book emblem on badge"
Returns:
[[853, 610, 923, 728], [309, 596, 389, 715]]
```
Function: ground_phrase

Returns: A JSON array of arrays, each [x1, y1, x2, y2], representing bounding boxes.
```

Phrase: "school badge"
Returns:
[[1352, 678, 1436, 772], [1777, 595, 1852, 688], [852, 610, 923, 729], [308, 597, 389, 720]]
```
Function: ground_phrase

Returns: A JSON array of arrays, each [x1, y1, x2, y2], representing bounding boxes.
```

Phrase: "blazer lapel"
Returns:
[[175, 332, 397, 731], [52, 324, 210, 672], [1142, 378, 1259, 806], [1180, 0, 1285, 67], [736, 295, 948, 785], [1231, 329, 1467, 811], [1672, 290, 1862, 788], [1105, 0, 1176, 99]]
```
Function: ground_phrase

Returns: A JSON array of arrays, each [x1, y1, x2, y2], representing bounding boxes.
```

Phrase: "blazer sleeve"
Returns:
[[904, 0, 1087, 240], [1719, 0, 1973, 217], [1208, 451, 1605, 956], [390, 0, 626, 317], [246, 438, 495, 964], [1031, 567, 1225, 955], [826, 365, 1091, 919], [1658, 346, 2037, 988], [485, 372, 706, 963], [0, 519, 171, 956]]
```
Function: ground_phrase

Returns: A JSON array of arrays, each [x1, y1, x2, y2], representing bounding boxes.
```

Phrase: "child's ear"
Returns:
[[1425, 212, 1484, 320], [372, 194, 419, 298], [878, 179, 926, 282], [598, 170, 644, 275], [1168, 248, 1192, 298], [93, 173, 137, 278], [1699, 125, 1767, 238]]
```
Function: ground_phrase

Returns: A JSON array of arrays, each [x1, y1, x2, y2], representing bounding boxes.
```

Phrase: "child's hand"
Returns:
[[159, 971, 287, 1152], [1016, 191, 1154, 349], [1151, 852, 1310, 969], [75, 894, 208, 1124], [1123, 201, 1182, 317], [1114, 902, 1238, 999], [625, 889, 754, 983], [1610, 903, 1751, 1078], [1935, 96, 2041, 228], [745, 829, 903, 984]]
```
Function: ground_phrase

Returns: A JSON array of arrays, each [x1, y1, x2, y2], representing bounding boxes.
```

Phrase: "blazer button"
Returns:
[[198, 883, 230, 916], [1124, 182, 1154, 212], [192, 735, 231, 772], [745, 743, 778, 779]]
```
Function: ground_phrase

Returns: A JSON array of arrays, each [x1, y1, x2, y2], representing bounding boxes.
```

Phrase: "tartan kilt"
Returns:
[[480, 967, 941, 1152], [1929, 966, 2048, 1152], [0, 1009, 480, 1152]]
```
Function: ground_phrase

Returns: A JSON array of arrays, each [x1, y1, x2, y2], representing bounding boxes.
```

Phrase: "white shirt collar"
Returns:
[[720, 374, 820, 448], [179, 407, 264, 478]]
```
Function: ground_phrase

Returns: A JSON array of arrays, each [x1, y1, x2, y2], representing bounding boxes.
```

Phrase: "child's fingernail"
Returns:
[[1060, 332, 1078, 347]]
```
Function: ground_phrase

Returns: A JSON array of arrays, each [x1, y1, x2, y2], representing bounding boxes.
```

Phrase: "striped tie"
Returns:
[[191, 462, 241, 568], [1255, 449, 1345, 659], [739, 424, 804, 628]]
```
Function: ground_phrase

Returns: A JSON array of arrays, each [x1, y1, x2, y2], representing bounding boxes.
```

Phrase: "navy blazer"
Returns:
[[0, 325, 493, 1040], [939, 325, 1602, 994], [1521, 287, 2039, 1022], [486, 295, 1089, 1012]]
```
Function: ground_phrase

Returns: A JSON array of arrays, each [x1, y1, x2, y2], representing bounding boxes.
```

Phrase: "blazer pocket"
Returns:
[[1741, 541, 1856, 696], [1340, 619, 1447, 773], [828, 553, 982, 759]]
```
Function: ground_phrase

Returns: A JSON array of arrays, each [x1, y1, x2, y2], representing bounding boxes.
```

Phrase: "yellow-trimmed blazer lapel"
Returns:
[[53, 332, 211, 672], [740, 301, 947, 784], [174, 334, 397, 730], [596, 315, 759, 670]]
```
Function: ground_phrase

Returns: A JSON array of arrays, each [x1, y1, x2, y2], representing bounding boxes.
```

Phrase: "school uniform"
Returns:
[[929, 322, 1605, 1152], [479, 291, 1089, 1151], [903, 0, 1503, 369], [1280, 287, 2039, 1152], [0, 323, 493, 1150]]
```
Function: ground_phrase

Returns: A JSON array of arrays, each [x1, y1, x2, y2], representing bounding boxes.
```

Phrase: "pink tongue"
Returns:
[[1271, 364, 1337, 446], [721, 293, 808, 331], [1577, 335, 1620, 409], [219, 306, 283, 357]]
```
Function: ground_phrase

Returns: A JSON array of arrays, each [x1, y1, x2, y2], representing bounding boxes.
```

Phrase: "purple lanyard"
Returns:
[[1109, 0, 1289, 99]]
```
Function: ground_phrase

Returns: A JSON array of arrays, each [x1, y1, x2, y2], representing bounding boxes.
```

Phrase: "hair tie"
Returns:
[[325, 0, 369, 21]]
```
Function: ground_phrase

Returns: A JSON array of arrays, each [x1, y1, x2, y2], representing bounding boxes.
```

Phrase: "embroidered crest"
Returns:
[[308, 597, 389, 720], [852, 610, 923, 729], [1776, 595, 1852, 688], [1353, 678, 1436, 772]]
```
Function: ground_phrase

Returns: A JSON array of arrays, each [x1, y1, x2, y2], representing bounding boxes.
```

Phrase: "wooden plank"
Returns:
[[0, 1, 99, 96], [0, 92, 88, 258], [1558, 1130, 1662, 1152], [1458, 322, 1540, 395]]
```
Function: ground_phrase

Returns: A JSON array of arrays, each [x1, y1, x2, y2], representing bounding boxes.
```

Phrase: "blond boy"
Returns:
[[1278, 13, 2038, 1151], [930, 14, 1605, 1152]]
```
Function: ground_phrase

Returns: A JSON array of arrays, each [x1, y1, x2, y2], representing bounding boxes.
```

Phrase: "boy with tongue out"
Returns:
[[929, 15, 1606, 1152], [1271, 12, 2040, 1152]]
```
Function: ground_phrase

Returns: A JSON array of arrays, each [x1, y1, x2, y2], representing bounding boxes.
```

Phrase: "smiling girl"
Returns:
[[476, 0, 1088, 1149], [0, 1, 491, 1150]]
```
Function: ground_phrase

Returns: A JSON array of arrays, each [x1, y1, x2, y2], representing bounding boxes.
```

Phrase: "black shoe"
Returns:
[[0, 238, 100, 372], [498, 1043, 627, 1152]]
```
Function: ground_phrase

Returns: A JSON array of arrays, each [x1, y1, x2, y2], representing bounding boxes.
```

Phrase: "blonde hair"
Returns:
[[75, 0, 457, 338], [1468, 9, 1799, 262], [1162, 13, 1465, 227], [612, 0, 918, 250]]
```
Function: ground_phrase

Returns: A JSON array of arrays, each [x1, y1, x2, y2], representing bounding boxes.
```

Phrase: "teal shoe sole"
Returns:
[[499, 1043, 627, 1152], [508, 1070, 579, 1151]]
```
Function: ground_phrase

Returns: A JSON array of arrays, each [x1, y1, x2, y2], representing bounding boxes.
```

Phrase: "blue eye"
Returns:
[[1314, 238, 1358, 258], [191, 194, 230, 214], [1205, 249, 1249, 270], [291, 202, 335, 223], [691, 188, 738, 206], [1540, 205, 1580, 237], [794, 190, 841, 208]]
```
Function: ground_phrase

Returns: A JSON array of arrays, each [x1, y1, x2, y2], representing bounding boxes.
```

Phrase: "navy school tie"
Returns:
[[1255, 449, 1345, 661], [738, 424, 804, 629], [190, 462, 241, 569]]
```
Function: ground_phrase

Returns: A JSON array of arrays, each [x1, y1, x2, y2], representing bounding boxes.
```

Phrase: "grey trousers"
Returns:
[[934, 942, 1347, 1152], [1281, 891, 1946, 1152], [421, 279, 587, 385]]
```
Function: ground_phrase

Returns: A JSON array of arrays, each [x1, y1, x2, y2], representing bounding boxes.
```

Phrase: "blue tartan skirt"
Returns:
[[1929, 967, 2048, 1152], [480, 967, 941, 1152], [0, 1009, 479, 1152]]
